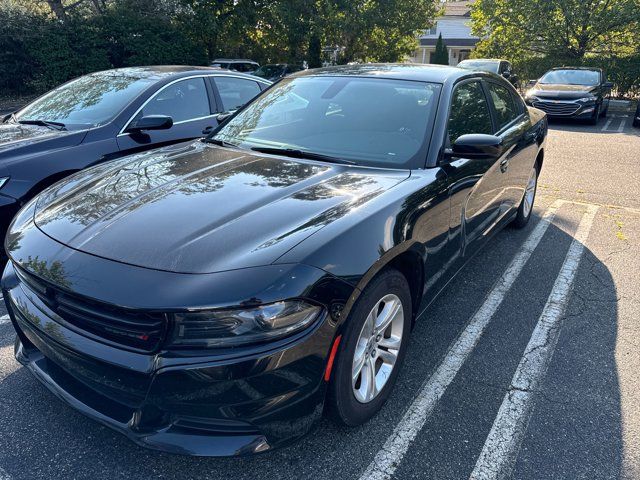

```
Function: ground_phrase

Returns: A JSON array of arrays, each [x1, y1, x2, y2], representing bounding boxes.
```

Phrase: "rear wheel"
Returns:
[[511, 164, 538, 229], [327, 269, 412, 426]]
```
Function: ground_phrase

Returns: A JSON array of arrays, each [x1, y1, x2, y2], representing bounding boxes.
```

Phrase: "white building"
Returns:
[[410, 0, 480, 66]]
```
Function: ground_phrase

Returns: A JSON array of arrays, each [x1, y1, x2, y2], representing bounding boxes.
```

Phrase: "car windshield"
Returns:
[[15, 71, 155, 129], [458, 60, 500, 74], [211, 76, 441, 168], [254, 65, 286, 78], [539, 69, 600, 86]]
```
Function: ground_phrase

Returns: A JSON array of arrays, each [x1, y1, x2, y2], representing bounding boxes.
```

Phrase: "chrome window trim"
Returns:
[[118, 74, 270, 136]]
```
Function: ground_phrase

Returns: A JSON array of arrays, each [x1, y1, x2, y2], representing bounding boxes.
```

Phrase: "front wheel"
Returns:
[[326, 269, 412, 426], [511, 165, 538, 229], [588, 104, 601, 125]]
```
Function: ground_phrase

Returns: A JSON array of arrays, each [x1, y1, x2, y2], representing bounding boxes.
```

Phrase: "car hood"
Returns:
[[0, 122, 85, 159], [530, 83, 598, 99], [33, 141, 409, 273]]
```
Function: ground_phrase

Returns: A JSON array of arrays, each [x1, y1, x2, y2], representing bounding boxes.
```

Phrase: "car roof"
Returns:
[[290, 63, 490, 84], [213, 59, 259, 63], [550, 66, 603, 72], [86, 66, 261, 82], [459, 58, 505, 63]]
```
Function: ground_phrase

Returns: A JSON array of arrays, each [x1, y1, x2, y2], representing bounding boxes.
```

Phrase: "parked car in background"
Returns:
[[3, 64, 547, 456], [524, 67, 613, 124], [252, 63, 305, 82], [457, 59, 518, 86], [0, 66, 270, 257], [210, 58, 260, 73], [634, 101, 640, 128]]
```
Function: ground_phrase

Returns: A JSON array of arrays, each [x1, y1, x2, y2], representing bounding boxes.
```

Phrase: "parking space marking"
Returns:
[[358, 200, 564, 480], [602, 119, 613, 132], [618, 118, 627, 133], [0, 315, 9, 326], [470, 204, 598, 480]]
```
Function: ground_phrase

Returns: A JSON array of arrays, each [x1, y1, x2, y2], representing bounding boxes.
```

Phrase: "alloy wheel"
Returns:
[[352, 293, 404, 403], [522, 167, 537, 218]]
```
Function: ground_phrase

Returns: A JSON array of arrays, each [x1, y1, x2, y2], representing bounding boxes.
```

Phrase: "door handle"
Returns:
[[500, 157, 509, 173], [202, 126, 214, 135]]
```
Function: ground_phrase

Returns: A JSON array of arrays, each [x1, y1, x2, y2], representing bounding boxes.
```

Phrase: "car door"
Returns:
[[442, 79, 509, 258], [117, 76, 219, 153], [212, 76, 264, 114], [485, 80, 536, 212]]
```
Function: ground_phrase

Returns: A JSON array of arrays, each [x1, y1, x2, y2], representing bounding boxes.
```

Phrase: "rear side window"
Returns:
[[138, 77, 210, 123], [448, 81, 493, 144], [487, 83, 520, 129], [215, 77, 262, 111]]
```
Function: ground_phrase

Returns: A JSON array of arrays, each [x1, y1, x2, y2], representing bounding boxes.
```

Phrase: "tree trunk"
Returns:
[[46, 0, 67, 22]]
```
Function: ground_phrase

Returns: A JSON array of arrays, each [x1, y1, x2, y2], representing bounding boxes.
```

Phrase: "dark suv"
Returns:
[[524, 67, 613, 124]]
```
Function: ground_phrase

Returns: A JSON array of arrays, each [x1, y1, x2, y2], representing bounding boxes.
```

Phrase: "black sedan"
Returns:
[[3, 64, 547, 456], [524, 67, 613, 124], [0, 66, 270, 256]]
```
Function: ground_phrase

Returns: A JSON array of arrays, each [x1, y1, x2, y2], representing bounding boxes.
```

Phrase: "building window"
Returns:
[[427, 26, 437, 35]]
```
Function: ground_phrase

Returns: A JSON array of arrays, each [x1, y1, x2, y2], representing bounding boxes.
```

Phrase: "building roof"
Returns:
[[442, 0, 475, 17]]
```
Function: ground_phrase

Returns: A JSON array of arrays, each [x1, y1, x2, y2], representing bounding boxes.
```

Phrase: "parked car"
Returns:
[[634, 101, 640, 128], [3, 64, 547, 456], [0, 66, 270, 257], [457, 58, 518, 86], [210, 58, 260, 73], [252, 63, 305, 82], [524, 67, 613, 124]]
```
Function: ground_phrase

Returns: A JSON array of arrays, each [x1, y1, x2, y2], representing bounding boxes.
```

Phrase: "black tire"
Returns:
[[588, 104, 600, 125], [511, 163, 539, 229], [326, 268, 412, 426]]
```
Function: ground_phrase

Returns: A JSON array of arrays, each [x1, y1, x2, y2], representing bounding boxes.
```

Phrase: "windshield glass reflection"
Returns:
[[16, 70, 156, 129], [212, 76, 441, 168]]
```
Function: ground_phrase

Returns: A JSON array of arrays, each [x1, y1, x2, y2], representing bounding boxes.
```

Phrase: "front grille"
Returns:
[[532, 100, 581, 116], [15, 266, 167, 353]]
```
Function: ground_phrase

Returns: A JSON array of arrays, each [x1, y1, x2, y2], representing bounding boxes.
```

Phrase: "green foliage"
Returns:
[[432, 34, 449, 65], [471, 0, 640, 96], [0, 0, 437, 96]]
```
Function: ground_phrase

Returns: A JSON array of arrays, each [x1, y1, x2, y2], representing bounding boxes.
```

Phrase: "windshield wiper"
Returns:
[[204, 137, 238, 147], [250, 146, 355, 165], [17, 119, 66, 131]]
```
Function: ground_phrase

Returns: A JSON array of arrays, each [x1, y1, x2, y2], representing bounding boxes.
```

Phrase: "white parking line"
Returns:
[[358, 200, 564, 480], [602, 119, 613, 132], [0, 314, 10, 326], [470, 204, 598, 480], [618, 119, 627, 133]]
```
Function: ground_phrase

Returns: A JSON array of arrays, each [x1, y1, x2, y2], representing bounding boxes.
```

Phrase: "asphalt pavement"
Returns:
[[0, 110, 638, 480]]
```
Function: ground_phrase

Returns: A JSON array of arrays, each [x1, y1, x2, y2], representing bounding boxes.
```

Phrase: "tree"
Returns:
[[471, 0, 640, 61], [432, 33, 449, 64]]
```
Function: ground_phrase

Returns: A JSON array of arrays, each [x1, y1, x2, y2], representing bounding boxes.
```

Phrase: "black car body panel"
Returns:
[[524, 67, 612, 120], [0, 67, 271, 256], [3, 64, 547, 456]]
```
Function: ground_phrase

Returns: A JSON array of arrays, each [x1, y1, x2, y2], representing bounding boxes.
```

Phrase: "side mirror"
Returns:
[[602, 81, 614, 89], [125, 115, 173, 133], [445, 134, 504, 160], [502, 71, 511, 79], [527, 79, 537, 87]]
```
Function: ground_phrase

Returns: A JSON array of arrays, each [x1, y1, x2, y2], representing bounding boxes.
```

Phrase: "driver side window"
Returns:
[[136, 78, 210, 124], [448, 81, 493, 145]]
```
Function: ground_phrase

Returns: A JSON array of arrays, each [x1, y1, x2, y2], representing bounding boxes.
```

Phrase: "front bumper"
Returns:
[[5, 266, 334, 456]]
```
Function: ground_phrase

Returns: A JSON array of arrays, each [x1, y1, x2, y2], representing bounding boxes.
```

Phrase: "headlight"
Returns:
[[577, 96, 596, 103], [170, 300, 321, 348], [0, 177, 9, 189]]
